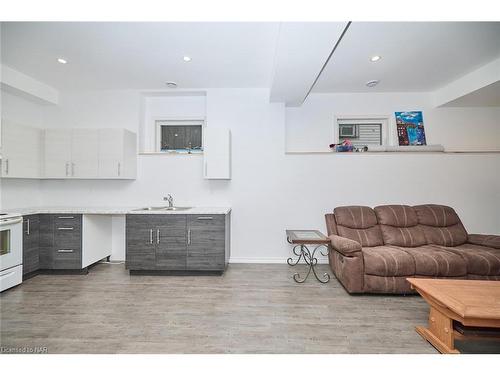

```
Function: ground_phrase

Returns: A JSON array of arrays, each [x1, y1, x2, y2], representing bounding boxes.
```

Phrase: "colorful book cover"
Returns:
[[395, 111, 426, 146]]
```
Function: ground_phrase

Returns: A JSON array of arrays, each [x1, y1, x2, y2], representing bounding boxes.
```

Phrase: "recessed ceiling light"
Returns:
[[366, 80, 380, 87], [57, 58, 67, 64], [165, 81, 178, 88], [183, 56, 192, 62], [370, 55, 381, 62]]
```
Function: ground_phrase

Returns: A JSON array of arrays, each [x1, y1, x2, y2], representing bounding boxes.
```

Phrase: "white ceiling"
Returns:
[[0, 22, 280, 90], [312, 22, 500, 92], [2, 21, 500, 97]]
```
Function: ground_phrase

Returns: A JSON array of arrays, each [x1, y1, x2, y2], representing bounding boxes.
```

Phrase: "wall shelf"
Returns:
[[285, 150, 500, 155]]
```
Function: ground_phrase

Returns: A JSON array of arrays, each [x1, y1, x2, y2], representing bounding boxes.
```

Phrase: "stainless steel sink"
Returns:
[[133, 206, 192, 211]]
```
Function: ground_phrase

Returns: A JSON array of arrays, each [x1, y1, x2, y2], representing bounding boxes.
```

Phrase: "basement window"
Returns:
[[335, 117, 388, 148], [155, 120, 204, 153]]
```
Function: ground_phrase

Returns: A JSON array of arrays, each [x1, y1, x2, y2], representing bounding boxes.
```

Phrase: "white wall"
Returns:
[[33, 88, 500, 262], [141, 93, 206, 152], [286, 92, 500, 152], [0, 90, 44, 210]]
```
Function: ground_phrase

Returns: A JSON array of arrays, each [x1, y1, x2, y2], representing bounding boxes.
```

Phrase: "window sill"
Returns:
[[285, 150, 500, 155], [139, 151, 204, 156]]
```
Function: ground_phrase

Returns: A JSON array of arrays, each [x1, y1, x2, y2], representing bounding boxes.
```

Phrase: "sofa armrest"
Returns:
[[329, 235, 362, 256], [468, 234, 500, 249]]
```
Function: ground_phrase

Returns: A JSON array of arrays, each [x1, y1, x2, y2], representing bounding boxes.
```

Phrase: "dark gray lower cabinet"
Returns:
[[26, 214, 83, 272], [187, 215, 226, 271], [23, 215, 40, 276], [126, 213, 230, 273]]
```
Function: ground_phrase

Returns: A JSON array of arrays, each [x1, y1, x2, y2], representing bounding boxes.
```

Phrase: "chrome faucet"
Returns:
[[163, 194, 174, 208]]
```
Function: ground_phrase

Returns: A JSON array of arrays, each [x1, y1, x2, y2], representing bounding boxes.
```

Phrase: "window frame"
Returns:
[[333, 115, 391, 146], [154, 118, 205, 153]]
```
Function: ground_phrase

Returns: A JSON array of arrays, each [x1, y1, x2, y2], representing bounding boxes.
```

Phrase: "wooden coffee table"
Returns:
[[407, 278, 500, 354]]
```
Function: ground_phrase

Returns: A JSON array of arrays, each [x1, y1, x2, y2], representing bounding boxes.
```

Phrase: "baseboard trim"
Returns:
[[228, 257, 329, 264], [108, 257, 329, 264]]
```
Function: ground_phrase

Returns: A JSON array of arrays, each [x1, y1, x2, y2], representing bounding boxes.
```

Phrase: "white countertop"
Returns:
[[3, 206, 231, 217]]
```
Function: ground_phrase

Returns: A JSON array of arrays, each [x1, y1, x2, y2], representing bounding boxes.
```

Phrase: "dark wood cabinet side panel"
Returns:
[[38, 214, 54, 269]]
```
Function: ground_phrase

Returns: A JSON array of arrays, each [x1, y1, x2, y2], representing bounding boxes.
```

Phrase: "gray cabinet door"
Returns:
[[39, 214, 54, 269], [126, 215, 156, 270], [154, 215, 187, 270], [22, 215, 40, 275], [187, 215, 225, 271]]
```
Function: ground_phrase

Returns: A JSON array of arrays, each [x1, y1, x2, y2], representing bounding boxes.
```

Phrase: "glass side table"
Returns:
[[286, 230, 331, 283]]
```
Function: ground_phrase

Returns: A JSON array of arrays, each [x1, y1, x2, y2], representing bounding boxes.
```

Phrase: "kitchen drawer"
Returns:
[[0, 265, 23, 292], [52, 247, 82, 269], [54, 214, 82, 227], [187, 214, 225, 229], [54, 227, 82, 248]]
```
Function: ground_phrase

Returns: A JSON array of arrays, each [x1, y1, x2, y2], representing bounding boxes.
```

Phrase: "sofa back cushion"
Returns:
[[414, 204, 468, 246], [374, 205, 427, 247], [334, 206, 384, 247]]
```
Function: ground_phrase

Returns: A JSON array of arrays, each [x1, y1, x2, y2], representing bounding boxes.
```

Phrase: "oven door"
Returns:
[[0, 217, 23, 271]]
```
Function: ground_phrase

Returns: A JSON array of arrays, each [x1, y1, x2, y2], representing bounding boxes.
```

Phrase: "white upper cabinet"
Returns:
[[42, 128, 136, 179], [203, 127, 231, 180], [44, 129, 72, 178], [98, 129, 136, 179], [71, 129, 99, 178], [1, 121, 43, 178]]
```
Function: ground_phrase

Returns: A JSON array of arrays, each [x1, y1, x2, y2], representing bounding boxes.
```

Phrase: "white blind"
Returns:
[[339, 123, 382, 146]]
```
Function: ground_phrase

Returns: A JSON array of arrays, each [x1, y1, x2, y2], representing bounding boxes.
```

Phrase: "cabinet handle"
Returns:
[[65, 162, 69, 176], [58, 216, 75, 219], [149, 229, 153, 244], [58, 249, 74, 253], [197, 217, 213, 220], [118, 162, 121, 176], [5, 159, 9, 175], [57, 227, 74, 231], [156, 229, 160, 244], [71, 162, 75, 176], [187, 229, 191, 245], [26, 219, 30, 235]]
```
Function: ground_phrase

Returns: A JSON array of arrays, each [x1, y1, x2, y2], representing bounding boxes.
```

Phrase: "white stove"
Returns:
[[0, 213, 23, 292]]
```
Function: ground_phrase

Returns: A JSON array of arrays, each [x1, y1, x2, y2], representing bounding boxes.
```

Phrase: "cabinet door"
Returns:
[[203, 128, 231, 180], [23, 215, 40, 275], [187, 215, 225, 271], [44, 129, 72, 178], [154, 215, 187, 270], [71, 129, 99, 178], [125, 215, 156, 270], [1, 122, 42, 178], [98, 129, 124, 178]]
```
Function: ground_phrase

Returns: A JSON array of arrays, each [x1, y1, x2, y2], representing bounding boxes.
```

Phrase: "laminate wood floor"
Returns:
[[0, 263, 438, 354]]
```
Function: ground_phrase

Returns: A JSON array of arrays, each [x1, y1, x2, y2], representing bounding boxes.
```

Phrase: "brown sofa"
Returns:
[[325, 204, 500, 294]]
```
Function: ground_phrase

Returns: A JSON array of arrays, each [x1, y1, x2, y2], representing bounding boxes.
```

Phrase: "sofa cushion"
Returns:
[[375, 205, 427, 247], [362, 246, 416, 277], [375, 205, 419, 226], [334, 206, 384, 247], [335, 206, 378, 229], [414, 204, 468, 246], [398, 245, 467, 277], [443, 244, 500, 276]]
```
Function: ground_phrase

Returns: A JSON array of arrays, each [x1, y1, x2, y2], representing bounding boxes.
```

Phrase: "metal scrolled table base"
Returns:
[[286, 242, 330, 283]]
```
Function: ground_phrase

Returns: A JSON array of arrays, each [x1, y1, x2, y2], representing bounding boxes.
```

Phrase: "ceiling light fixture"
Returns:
[[183, 56, 192, 62], [366, 80, 380, 87], [370, 55, 381, 62], [57, 58, 67, 64], [165, 81, 178, 88]]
